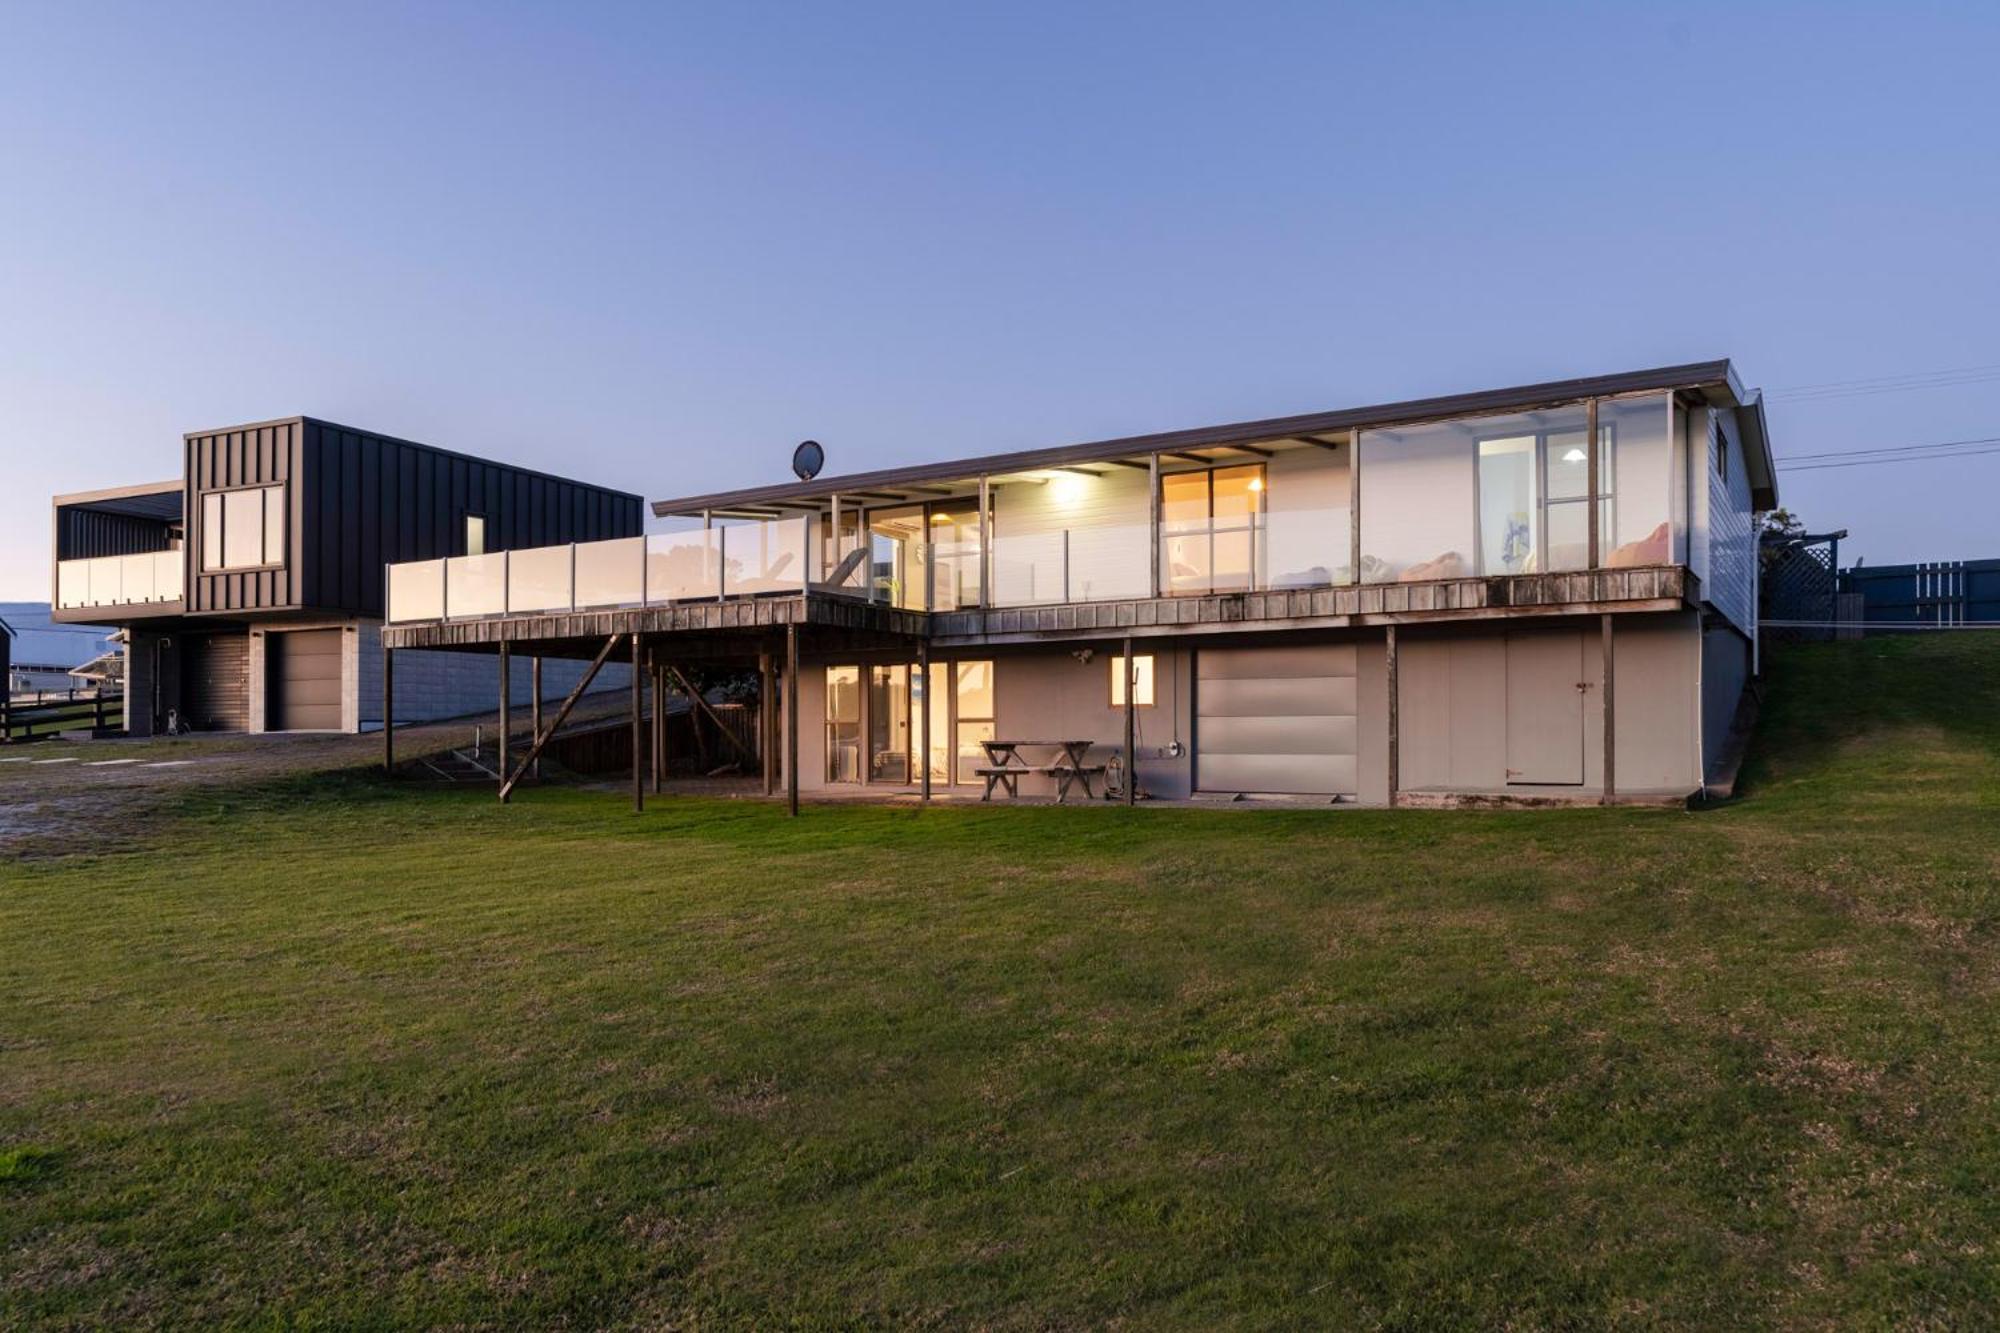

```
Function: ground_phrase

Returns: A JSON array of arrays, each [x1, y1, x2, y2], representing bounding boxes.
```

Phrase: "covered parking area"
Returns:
[[379, 593, 925, 814]]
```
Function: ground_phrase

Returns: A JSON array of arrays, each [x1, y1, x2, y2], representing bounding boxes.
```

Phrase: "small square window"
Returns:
[[1110, 654, 1155, 707]]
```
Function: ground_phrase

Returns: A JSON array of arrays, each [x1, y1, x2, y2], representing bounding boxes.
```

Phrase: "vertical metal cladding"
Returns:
[[183, 418, 642, 619], [54, 508, 177, 560], [185, 420, 299, 615]]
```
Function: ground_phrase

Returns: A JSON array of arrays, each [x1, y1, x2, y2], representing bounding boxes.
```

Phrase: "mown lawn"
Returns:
[[2, 634, 1997, 1328]]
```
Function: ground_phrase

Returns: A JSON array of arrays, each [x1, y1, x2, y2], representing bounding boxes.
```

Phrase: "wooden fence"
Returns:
[[1, 690, 124, 743]]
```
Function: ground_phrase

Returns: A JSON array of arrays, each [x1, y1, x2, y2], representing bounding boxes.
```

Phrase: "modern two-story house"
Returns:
[[377, 360, 1773, 809], [52, 418, 641, 735]]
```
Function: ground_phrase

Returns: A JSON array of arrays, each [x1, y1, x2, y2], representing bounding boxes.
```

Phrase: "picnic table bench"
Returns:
[[976, 739, 1107, 803]]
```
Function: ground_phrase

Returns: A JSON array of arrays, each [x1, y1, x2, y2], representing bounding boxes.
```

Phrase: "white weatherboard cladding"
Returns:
[[1705, 412, 1757, 637], [1197, 644, 1358, 795], [991, 467, 1150, 602]]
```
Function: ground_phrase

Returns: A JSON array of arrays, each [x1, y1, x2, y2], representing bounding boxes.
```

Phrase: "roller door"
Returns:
[[267, 628, 344, 731], [1196, 645, 1357, 795], [181, 632, 249, 732]]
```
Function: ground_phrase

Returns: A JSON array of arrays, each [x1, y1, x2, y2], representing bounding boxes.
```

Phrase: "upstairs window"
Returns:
[[1714, 424, 1729, 484], [200, 484, 286, 572], [466, 513, 487, 556]]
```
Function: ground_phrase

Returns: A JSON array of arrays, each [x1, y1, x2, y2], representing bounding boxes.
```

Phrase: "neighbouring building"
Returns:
[[50, 419, 641, 735], [1, 604, 115, 696], [380, 359, 1776, 807]]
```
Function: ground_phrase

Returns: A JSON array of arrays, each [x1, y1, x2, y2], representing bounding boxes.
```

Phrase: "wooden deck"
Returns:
[[382, 566, 1694, 656], [929, 566, 1694, 646], [381, 592, 926, 656]]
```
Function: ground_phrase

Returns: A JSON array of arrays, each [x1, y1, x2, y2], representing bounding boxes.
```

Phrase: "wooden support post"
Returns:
[[1386, 625, 1399, 808], [631, 634, 644, 814], [497, 642, 510, 801], [649, 663, 665, 788], [918, 640, 932, 803], [759, 649, 775, 796], [1147, 455, 1161, 598], [382, 645, 394, 774], [1586, 397, 1601, 570], [665, 664, 758, 764], [1601, 613, 1616, 806], [1123, 634, 1137, 806], [977, 475, 991, 609], [785, 623, 799, 817], [531, 656, 543, 781], [1349, 431, 1362, 586], [658, 662, 670, 794], [498, 635, 622, 802]]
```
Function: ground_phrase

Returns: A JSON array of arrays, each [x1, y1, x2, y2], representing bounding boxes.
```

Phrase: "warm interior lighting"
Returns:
[[1048, 471, 1091, 505], [929, 512, 953, 523], [1562, 447, 1587, 463], [1247, 476, 1264, 492]]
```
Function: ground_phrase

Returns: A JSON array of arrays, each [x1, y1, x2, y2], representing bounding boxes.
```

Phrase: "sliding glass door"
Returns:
[[868, 664, 912, 782], [869, 508, 927, 611], [1160, 464, 1265, 595], [825, 666, 862, 783], [921, 658, 995, 784]]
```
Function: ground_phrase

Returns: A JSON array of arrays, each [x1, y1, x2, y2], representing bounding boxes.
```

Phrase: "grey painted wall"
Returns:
[[1700, 620, 1752, 782]]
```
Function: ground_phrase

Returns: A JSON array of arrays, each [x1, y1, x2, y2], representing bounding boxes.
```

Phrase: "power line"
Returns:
[[1769, 362, 2000, 403], [1779, 442, 2000, 473], [1777, 433, 2000, 463]]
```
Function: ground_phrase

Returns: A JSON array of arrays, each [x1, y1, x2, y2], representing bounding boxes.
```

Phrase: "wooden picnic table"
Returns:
[[976, 739, 1106, 803]]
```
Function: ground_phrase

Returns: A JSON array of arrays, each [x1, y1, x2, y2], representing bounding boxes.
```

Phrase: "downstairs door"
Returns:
[[1504, 630, 1585, 785]]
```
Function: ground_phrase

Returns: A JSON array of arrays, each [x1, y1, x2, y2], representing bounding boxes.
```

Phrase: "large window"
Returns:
[[1360, 396, 1677, 582], [1160, 464, 1264, 595], [200, 484, 285, 572], [829, 658, 996, 786]]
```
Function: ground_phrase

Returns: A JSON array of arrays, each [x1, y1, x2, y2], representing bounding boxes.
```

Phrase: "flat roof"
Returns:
[[653, 359, 1777, 516], [181, 416, 646, 505], [51, 479, 186, 522]]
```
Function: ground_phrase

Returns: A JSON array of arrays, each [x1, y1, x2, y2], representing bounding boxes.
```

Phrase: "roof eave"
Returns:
[[1737, 392, 1779, 510], [651, 359, 1740, 517]]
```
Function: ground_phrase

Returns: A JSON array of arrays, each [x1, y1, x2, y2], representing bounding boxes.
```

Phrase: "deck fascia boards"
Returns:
[[382, 566, 1692, 654]]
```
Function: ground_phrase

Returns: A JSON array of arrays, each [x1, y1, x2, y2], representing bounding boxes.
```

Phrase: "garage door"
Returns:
[[182, 632, 249, 732], [267, 629, 343, 731], [1197, 644, 1358, 795]]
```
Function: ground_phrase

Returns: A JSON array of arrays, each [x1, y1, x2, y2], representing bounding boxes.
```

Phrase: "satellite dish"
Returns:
[[791, 439, 825, 481]]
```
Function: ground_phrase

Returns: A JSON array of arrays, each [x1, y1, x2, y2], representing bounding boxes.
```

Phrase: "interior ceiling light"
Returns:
[[1562, 447, 1587, 463], [929, 512, 953, 523], [1248, 477, 1264, 491]]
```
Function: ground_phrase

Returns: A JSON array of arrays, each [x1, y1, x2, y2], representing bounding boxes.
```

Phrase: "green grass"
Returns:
[[3, 634, 1997, 1328]]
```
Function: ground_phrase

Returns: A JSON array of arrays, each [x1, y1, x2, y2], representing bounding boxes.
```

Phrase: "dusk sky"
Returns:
[[5, 2, 1998, 599]]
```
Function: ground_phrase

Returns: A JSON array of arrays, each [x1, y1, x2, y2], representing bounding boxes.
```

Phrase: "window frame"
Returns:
[[1158, 462, 1266, 596], [1109, 653, 1157, 708], [198, 481, 288, 574]]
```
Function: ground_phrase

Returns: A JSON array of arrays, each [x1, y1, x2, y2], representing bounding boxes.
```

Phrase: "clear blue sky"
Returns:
[[5, 2, 1998, 598]]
